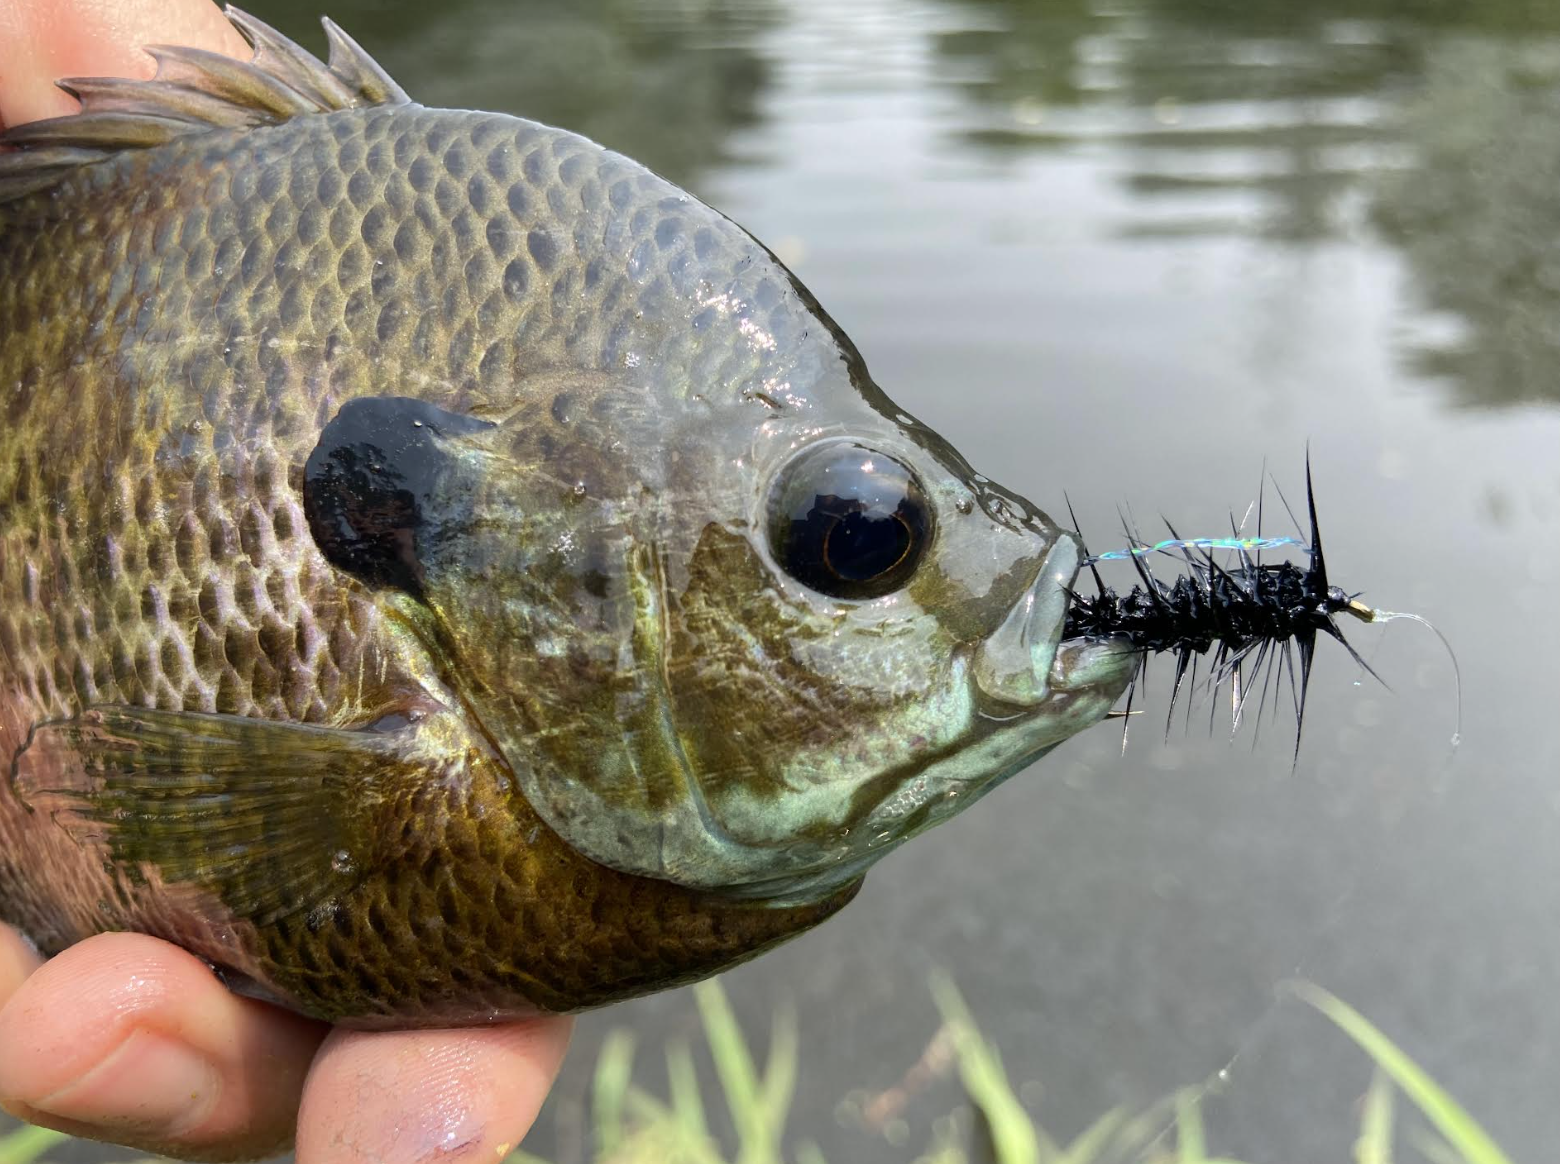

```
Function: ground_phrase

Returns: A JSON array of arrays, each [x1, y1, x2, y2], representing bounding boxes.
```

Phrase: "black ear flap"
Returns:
[[303, 397, 495, 596]]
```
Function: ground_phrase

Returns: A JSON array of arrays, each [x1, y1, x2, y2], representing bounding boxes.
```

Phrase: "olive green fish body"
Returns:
[[0, 10, 1132, 1024]]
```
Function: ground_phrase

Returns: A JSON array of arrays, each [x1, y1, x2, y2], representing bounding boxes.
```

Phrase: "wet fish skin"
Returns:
[[0, 83, 857, 1025], [0, 10, 1133, 1026]]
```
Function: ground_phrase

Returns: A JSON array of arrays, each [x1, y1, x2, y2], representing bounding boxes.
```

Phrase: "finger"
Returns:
[[0, 0, 247, 128], [0, 931, 329, 1162], [295, 1017, 574, 1164], [0, 924, 42, 1004]]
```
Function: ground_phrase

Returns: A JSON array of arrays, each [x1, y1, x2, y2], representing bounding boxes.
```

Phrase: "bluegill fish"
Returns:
[[0, 8, 1134, 1027]]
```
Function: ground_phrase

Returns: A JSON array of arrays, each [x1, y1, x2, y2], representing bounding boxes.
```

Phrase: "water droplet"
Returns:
[[330, 849, 354, 875], [955, 497, 974, 515]]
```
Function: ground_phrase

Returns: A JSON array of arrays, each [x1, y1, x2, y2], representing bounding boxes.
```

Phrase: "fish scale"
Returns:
[[0, 51, 856, 1026]]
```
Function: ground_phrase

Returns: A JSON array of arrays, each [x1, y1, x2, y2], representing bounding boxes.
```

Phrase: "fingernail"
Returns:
[[26, 1029, 220, 1137]]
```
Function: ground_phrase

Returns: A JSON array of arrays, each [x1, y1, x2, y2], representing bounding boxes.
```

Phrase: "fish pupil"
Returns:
[[823, 510, 913, 582], [768, 442, 931, 600]]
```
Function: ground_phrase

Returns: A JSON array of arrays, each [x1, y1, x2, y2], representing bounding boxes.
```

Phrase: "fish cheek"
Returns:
[[663, 526, 812, 806], [666, 525, 907, 841]]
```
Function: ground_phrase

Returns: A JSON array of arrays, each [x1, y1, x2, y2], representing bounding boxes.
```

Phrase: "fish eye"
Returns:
[[768, 442, 933, 600]]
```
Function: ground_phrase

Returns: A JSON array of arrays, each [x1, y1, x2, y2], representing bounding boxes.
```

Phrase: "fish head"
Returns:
[[315, 361, 1134, 904], [289, 114, 1134, 903], [615, 377, 1140, 902]]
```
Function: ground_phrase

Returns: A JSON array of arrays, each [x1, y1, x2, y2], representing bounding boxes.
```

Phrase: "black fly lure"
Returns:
[[1062, 464, 1460, 761]]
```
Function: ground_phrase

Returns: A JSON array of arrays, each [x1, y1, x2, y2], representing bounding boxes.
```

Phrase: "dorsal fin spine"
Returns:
[[227, 8, 359, 109], [0, 5, 412, 206], [322, 17, 411, 106]]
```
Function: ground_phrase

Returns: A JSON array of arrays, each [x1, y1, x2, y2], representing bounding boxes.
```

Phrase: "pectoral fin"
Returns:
[[11, 705, 422, 925]]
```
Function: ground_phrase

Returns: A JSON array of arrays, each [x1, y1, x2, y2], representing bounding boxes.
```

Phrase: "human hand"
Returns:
[[0, 927, 572, 1160], [0, 0, 248, 127], [0, 2, 574, 1160]]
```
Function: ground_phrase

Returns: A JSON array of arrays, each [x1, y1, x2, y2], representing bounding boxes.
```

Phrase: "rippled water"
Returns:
[[37, 0, 1560, 1160]]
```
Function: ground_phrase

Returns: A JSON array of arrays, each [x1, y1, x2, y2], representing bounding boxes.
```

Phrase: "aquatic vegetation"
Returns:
[[1, 976, 1508, 1164]]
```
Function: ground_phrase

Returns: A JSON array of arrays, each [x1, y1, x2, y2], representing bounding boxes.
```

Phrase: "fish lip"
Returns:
[[971, 535, 1081, 708], [970, 533, 1138, 710], [1053, 623, 1140, 698]]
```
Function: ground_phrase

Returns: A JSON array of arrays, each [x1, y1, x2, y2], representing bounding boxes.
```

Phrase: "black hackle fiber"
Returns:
[[1063, 461, 1367, 760]]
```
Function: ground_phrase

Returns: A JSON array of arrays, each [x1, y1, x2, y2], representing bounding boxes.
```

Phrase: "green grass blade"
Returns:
[[918, 1142, 969, 1164], [1294, 983, 1514, 1164], [759, 1002, 798, 1140], [1166, 1089, 1249, 1164], [1412, 1131, 1467, 1164], [1355, 1069, 1395, 1164], [1176, 1090, 1206, 1162], [623, 1087, 727, 1164], [929, 972, 1041, 1164], [0, 1125, 67, 1164], [1106, 1098, 1185, 1161], [667, 1038, 709, 1142], [624, 1085, 676, 1124], [1055, 1106, 1126, 1164], [794, 1142, 830, 1164], [500, 1150, 555, 1164], [694, 978, 768, 1162], [593, 1029, 637, 1160]]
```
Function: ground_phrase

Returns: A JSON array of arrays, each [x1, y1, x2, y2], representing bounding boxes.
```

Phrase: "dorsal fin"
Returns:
[[0, 6, 410, 204]]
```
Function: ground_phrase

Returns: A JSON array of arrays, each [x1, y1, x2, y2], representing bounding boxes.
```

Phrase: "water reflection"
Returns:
[[936, 0, 1560, 404], [256, 0, 1560, 408], [257, 0, 777, 187], [1376, 38, 1560, 406]]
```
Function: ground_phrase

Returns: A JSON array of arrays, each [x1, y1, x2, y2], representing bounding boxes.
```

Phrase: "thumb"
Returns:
[[0, 924, 42, 1008], [0, 0, 248, 129], [0, 932, 327, 1162]]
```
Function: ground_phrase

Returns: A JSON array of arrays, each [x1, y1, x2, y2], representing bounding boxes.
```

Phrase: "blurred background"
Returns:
[[20, 0, 1560, 1159]]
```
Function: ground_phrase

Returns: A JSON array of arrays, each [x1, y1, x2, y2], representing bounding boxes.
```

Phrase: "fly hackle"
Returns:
[[1058, 457, 1456, 764]]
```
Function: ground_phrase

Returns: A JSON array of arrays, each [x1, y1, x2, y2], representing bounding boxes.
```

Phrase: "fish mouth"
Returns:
[[849, 538, 1138, 845], [972, 534, 1137, 712]]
